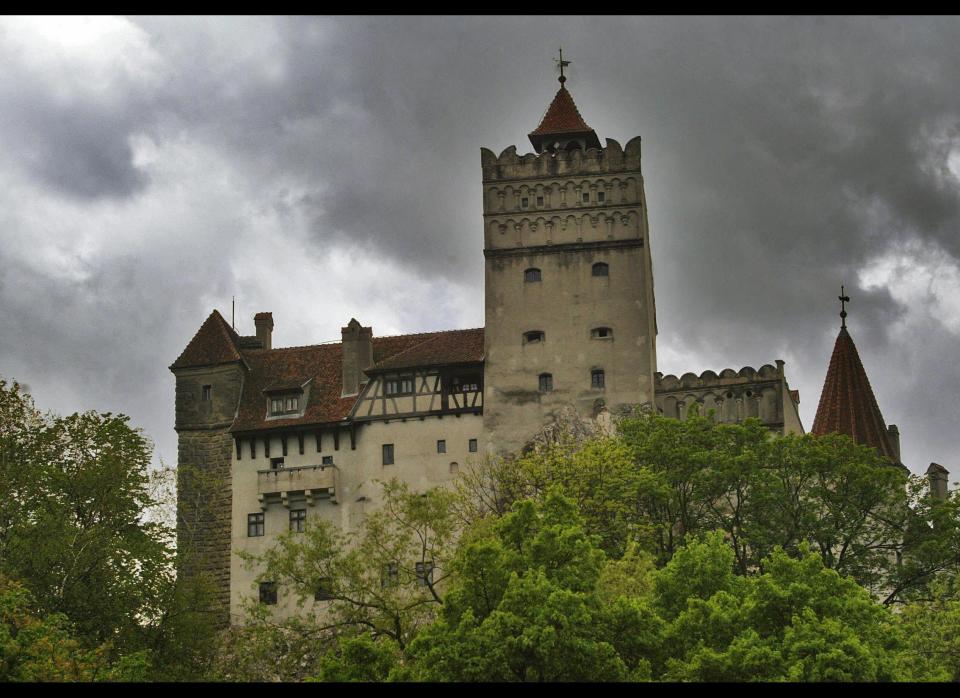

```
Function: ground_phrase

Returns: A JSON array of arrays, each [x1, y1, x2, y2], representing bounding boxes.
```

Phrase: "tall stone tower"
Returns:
[[169, 309, 247, 628], [481, 69, 658, 455]]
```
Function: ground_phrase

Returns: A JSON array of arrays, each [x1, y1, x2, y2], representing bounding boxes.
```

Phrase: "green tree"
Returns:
[[407, 491, 652, 681], [0, 574, 148, 681], [0, 377, 218, 680]]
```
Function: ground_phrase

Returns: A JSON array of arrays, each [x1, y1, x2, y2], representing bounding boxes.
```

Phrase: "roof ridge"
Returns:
[[245, 326, 485, 354]]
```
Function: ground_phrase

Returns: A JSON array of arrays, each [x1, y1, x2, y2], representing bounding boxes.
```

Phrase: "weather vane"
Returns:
[[555, 47, 570, 84], [839, 285, 850, 329]]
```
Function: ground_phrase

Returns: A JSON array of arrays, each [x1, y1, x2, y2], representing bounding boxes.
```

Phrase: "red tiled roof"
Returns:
[[811, 327, 897, 461], [371, 328, 484, 372], [230, 328, 484, 433], [530, 85, 594, 136], [170, 310, 243, 370]]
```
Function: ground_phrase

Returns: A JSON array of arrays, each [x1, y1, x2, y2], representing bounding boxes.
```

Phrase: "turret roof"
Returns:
[[170, 310, 243, 370], [529, 84, 595, 137], [811, 327, 897, 461]]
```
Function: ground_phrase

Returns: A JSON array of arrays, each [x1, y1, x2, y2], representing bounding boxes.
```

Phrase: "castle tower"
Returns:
[[811, 289, 901, 465], [481, 65, 658, 455], [169, 309, 247, 628]]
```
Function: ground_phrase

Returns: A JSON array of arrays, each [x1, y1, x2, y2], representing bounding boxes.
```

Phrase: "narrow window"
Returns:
[[201, 385, 212, 401], [247, 513, 264, 537], [591, 327, 613, 339], [401, 377, 414, 393], [597, 191, 605, 203], [468, 438, 478, 453], [321, 455, 334, 466], [536, 195, 544, 207], [314, 578, 333, 601], [259, 581, 277, 605], [521, 196, 529, 209], [381, 562, 399, 588], [286, 396, 299, 412], [592, 262, 609, 277], [524, 268, 542, 283], [539, 373, 553, 393], [582, 192, 590, 203], [271, 397, 283, 414], [449, 461, 459, 474], [270, 457, 284, 471], [382, 443, 395, 465], [437, 439, 446, 454], [416, 561, 435, 587], [290, 509, 306, 533], [523, 330, 545, 344], [592, 369, 606, 389]]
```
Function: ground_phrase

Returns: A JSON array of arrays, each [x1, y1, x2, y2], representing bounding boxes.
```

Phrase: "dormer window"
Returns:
[[591, 327, 613, 339], [524, 268, 542, 283], [523, 330, 545, 344], [269, 393, 301, 416]]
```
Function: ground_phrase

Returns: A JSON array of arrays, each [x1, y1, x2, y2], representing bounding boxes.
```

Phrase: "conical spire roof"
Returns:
[[528, 77, 602, 153], [811, 326, 897, 461], [530, 85, 594, 137]]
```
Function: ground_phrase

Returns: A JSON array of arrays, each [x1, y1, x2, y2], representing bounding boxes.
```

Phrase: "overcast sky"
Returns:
[[2, 16, 959, 479]]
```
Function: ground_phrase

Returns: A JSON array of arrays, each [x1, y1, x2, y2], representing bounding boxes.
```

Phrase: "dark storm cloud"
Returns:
[[3, 16, 960, 476]]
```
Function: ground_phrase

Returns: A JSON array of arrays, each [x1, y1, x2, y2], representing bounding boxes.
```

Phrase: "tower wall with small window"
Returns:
[[172, 361, 245, 629], [481, 137, 658, 455]]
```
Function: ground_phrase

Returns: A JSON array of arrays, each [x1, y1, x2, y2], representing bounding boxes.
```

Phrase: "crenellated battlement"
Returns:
[[481, 136, 642, 182], [656, 362, 785, 392]]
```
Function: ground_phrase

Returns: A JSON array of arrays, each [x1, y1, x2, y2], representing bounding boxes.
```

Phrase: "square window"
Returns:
[[314, 577, 333, 601], [539, 373, 553, 392], [270, 457, 284, 470], [468, 438, 478, 453], [592, 369, 606, 389], [259, 581, 277, 605], [382, 443, 395, 465], [437, 439, 446, 454], [290, 508, 306, 533], [322, 455, 334, 466], [597, 191, 605, 203], [416, 561, 434, 587], [247, 513, 264, 537], [524, 268, 542, 283], [201, 385, 212, 401]]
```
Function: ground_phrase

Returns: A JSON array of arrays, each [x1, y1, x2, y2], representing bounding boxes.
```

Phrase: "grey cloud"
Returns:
[[3, 16, 960, 476]]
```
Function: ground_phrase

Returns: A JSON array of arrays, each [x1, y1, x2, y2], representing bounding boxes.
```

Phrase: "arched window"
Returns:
[[523, 330, 545, 344], [538, 373, 553, 392], [449, 462, 459, 474], [591, 327, 613, 339], [592, 262, 609, 277], [524, 268, 542, 282]]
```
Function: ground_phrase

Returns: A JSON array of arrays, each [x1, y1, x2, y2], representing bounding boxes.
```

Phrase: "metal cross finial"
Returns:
[[555, 47, 570, 84], [839, 285, 850, 329]]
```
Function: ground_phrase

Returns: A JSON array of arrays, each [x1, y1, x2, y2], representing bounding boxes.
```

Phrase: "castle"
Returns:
[[171, 68, 923, 626]]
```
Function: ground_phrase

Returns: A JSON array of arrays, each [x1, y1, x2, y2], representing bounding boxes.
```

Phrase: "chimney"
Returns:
[[927, 463, 949, 501], [254, 312, 274, 350], [887, 424, 901, 464], [341, 318, 373, 397]]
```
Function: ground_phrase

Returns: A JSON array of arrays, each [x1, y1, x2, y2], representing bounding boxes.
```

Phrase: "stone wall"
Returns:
[[176, 427, 234, 628]]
